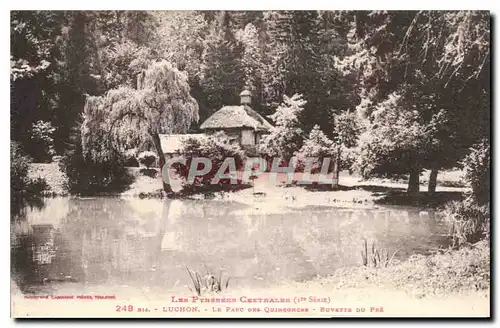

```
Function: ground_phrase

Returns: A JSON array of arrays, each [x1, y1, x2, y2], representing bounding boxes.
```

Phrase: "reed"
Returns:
[[360, 239, 399, 268], [361, 238, 368, 266], [186, 266, 230, 296]]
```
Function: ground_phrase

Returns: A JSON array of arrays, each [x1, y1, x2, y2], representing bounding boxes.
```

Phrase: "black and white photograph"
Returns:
[[10, 10, 491, 318]]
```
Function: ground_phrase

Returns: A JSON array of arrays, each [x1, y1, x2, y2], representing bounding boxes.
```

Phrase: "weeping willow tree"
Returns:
[[82, 61, 199, 193]]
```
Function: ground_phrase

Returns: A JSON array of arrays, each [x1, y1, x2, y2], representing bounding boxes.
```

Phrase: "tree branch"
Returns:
[[107, 110, 148, 155]]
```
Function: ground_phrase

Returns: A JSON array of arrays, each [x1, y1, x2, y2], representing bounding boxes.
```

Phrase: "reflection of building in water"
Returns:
[[31, 224, 56, 265]]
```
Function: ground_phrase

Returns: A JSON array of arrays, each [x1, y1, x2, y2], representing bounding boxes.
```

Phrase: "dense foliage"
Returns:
[[259, 94, 306, 162], [172, 132, 246, 192], [335, 11, 490, 193], [462, 139, 490, 205], [442, 197, 490, 246], [440, 139, 490, 246], [58, 127, 132, 195], [29, 120, 56, 162], [296, 125, 336, 174], [332, 110, 360, 172], [11, 141, 47, 217]]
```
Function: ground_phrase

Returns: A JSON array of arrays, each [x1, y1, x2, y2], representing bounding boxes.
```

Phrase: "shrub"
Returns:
[[59, 131, 133, 195], [172, 132, 246, 191], [440, 139, 491, 246], [462, 139, 490, 205], [11, 141, 31, 197], [259, 94, 306, 162], [296, 125, 337, 173], [441, 196, 490, 246], [137, 151, 158, 169], [29, 120, 56, 163], [11, 141, 47, 217], [60, 152, 132, 195]]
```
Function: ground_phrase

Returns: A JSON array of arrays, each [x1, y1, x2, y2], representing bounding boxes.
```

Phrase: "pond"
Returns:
[[11, 197, 451, 295]]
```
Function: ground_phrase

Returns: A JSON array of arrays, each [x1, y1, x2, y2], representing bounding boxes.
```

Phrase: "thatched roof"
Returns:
[[159, 134, 207, 154], [200, 105, 273, 131]]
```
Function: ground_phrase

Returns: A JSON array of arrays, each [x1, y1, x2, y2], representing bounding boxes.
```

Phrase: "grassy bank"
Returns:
[[323, 239, 490, 298]]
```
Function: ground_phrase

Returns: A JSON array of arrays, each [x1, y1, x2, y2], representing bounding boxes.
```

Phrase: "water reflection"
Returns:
[[11, 197, 451, 293]]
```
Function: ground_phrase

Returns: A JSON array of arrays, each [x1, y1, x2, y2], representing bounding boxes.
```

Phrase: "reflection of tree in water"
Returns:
[[203, 210, 321, 285], [12, 198, 256, 292], [11, 232, 38, 292], [353, 208, 449, 260], [12, 198, 169, 291], [154, 201, 318, 287], [157, 201, 250, 280], [12, 197, 453, 293], [255, 214, 318, 283], [292, 210, 350, 271], [65, 198, 168, 286], [12, 222, 83, 293], [11, 197, 51, 292], [11, 191, 46, 223], [289, 208, 451, 271]]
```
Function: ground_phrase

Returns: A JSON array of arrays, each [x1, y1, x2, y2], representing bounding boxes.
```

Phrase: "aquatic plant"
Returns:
[[186, 266, 230, 296], [360, 239, 399, 268]]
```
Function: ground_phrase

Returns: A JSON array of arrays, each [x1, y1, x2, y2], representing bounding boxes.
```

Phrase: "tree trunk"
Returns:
[[407, 165, 420, 195], [151, 132, 172, 194], [428, 168, 438, 194], [333, 147, 341, 189]]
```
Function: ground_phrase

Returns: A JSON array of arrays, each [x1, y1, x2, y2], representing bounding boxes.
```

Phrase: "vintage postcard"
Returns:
[[10, 10, 490, 318]]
